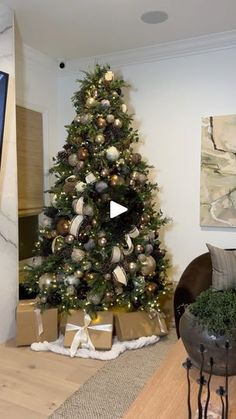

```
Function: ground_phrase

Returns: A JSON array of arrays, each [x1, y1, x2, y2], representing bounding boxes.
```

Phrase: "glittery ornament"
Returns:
[[100, 99, 110, 109], [106, 114, 115, 124], [71, 248, 85, 262], [39, 273, 55, 289], [78, 147, 89, 160], [106, 146, 120, 162], [66, 285, 75, 295], [68, 153, 78, 167], [104, 70, 114, 82], [87, 292, 102, 305], [145, 244, 153, 255], [56, 218, 71, 236], [131, 153, 142, 164], [113, 118, 122, 129], [31, 256, 44, 267], [83, 204, 94, 217], [95, 133, 105, 145], [96, 117, 107, 129], [80, 113, 92, 124], [65, 234, 75, 244], [64, 275, 79, 286], [95, 181, 108, 193]]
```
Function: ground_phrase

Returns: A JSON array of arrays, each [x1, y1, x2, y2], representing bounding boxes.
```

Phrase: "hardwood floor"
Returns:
[[0, 340, 106, 418]]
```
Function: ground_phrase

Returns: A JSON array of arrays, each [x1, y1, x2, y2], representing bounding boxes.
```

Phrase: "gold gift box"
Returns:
[[64, 310, 113, 350], [115, 311, 168, 341], [16, 299, 58, 346]]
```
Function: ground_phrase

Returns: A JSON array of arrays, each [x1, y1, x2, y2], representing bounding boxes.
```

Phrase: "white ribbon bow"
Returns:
[[66, 313, 113, 357]]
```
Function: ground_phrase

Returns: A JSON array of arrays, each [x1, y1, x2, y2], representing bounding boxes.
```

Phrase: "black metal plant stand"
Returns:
[[182, 342, 231, 419]]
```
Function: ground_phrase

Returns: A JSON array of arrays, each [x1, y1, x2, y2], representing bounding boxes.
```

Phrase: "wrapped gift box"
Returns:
[[115, 311, 168, 341], [64, 310, 113, 351], [16, 299, 58, 346]]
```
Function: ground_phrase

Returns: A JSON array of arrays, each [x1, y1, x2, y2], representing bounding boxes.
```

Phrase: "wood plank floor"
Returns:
[[0, 340, 106, 418]]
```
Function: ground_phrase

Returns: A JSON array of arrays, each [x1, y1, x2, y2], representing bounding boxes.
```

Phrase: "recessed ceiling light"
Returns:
[[141, 10, 168, 25]]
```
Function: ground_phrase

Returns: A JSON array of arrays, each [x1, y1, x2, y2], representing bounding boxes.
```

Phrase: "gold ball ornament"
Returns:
[[135, 244, 144, 254], [96, 117, 107, 129], [110, 175, 124, 186], [104, 70, 114, 82], [39, 273, 55, 289], [71, 248, 85, 262], [138, 255, 157, 276], [95, 133, 105, 145], [113, 118, 122, 129], [141, 214, 151, 224], [106, 114, 115, 124], [100, 168, 110, 177], [68, 153, 79, 167], [128, 262, 138, 274], [65, 234, 75, 244], [78, 147, 89, 160], [86, 97, 97, 108], [74, 269, 84, 279], [53, 236, 65, 252], [56, 218, 71, 236], [98, 237, 107, 247], [146, 282, 158, 293]]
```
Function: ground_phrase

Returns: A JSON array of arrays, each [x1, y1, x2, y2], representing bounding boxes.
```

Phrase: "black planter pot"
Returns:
[[179, 308, 236, 376]]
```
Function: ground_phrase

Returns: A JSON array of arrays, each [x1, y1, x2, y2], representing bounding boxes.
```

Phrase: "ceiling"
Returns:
[[3, 0, 236, 60]]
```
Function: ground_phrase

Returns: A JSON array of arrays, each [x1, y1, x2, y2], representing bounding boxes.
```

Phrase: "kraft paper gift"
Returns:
[[16, 299, 58, 346], [115, 311, 168, 341], [64, 310, 113, 355]]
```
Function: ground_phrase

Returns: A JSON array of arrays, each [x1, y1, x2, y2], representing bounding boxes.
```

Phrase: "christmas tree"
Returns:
[[24, 64, 171, 317]]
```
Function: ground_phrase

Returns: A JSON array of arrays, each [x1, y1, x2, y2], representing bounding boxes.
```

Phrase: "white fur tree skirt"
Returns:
[[31, 335, 160, 360]]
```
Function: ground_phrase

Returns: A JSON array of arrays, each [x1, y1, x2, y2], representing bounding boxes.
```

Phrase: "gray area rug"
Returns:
[[50, 327, 177, 419]]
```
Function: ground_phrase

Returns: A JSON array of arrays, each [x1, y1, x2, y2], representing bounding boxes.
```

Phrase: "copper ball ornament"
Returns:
[[96, 117, 107, 129], [146, 282, 157, 293], [56, 218, 71, 236], [78, 147, 89, 160], [141, 214, 151, 224]]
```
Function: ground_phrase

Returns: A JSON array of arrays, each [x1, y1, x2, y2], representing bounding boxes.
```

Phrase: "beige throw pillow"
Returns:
[[206, 243, 236, 290]]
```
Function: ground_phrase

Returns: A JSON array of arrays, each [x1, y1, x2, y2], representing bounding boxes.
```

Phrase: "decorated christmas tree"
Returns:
[[24, 64, 171, 318]]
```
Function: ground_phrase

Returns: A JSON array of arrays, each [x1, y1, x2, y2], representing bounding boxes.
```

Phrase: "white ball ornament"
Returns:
[[106, 146, 120, 162], [39, 273, 54, 289], [106, 114, 115, 124]]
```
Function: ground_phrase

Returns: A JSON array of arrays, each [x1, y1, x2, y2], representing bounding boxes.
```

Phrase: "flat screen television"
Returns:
[[0, 71, 9, 166]]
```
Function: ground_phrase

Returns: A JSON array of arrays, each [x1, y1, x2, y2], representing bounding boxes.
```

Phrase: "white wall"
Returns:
[[15, 44, 57, 198], [0, 4, 18, 342], [57, 47, 236, 282]]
